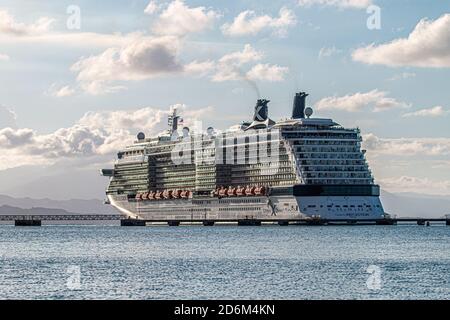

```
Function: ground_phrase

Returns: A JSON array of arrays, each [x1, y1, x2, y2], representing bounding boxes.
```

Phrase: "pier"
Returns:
[[119, 217, 450, 227], [1, 214, 120, 226], [1, 214, 448, 227]]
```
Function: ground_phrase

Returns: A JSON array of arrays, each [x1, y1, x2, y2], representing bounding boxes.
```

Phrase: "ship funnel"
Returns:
[[253, 99, 270, 122], [292, 92, 309, 119], [245, 98, 275, 131]]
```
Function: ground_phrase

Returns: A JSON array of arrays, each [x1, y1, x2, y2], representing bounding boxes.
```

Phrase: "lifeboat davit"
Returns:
[[236, 187, 245, 196], [245, 186, 255, 196], [155, 191, 162, 200], [148, 191, 156, 200], [180, 191, 188, 199], [142, 192, 149, 200], [135, 193, 142, 201]]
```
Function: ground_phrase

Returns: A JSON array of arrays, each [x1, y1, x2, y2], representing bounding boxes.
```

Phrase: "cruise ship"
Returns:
[[102, 92, 386, 223]]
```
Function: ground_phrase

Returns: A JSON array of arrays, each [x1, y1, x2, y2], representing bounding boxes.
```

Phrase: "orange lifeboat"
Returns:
[[255, 186, 267, 196], [148, 191, 156, 200], [135, 193, 142, 201], [227, 187, 236, 197], [163, 190, 172, 199], [218, 188, 227, 197], [236, 187, 245, 196], [180, 191, 187, 199], [172, 189, 181, 199], [245, 186, 255, 196], [155, 191, 162, 200], [142, 192, 149, 200]]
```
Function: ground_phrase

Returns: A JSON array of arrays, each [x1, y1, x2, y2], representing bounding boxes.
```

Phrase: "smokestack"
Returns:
[[292, 92, 309, 119], [253, 99, 270, 122]]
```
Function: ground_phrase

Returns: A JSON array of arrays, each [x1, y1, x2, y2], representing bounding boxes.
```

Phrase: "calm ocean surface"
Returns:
[[0, 224, 448, 300]]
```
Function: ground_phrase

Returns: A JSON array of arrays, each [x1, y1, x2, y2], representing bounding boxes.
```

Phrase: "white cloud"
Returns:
[[379, 176, 450, 196], [46, 84, 76, 97], [387, 72, 416, 81], [246, 63, 288, 82], [211, 45, 288, 82], [0, 105, 212, 170], [218, 44, 263, 66], [0, 9, 160, 49], [212, 44, 264, 82], [0, 105, 17, 128], [71, 41, 287, 93], [183, 60, 216, 77], [0, 30, 156, 49], [297, 0, 372, 9], [315, 90, 410, 112], [152, 0, 220, 36], [363, 133, 450, 156], [221, 7, 297, 37], [144, 1, 160, 15], [402, 106, 449, 118], [54, 86, 76, 97], [352, 14, 450, 68], [0, 53, 9, 61], [318, 46, 342, 59], [71, 36, 183, 94], [0, 9, 54, 36]]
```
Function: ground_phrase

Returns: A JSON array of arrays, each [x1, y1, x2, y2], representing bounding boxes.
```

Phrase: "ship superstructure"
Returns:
[[102, 92, 385, 222]]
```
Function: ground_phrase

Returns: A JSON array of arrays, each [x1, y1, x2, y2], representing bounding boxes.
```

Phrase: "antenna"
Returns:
[[167, 107, 180, 134]]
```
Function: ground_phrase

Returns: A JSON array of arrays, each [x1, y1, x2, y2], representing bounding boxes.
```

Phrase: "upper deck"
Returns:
[[105, 92, 375, 196]]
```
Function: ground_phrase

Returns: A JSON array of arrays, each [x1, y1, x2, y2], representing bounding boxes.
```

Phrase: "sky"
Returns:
[[0, 0, 449, 198]]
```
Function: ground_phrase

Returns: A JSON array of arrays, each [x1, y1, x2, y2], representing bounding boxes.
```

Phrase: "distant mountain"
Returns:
[[0, 205, 79, 216], [0, 190, 448, 219], [0, 194, 117, 214], [380, 190, 449, 218], [0, 164, 110, 200]]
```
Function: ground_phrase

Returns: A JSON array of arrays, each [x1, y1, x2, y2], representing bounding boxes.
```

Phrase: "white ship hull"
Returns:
[[108, 194, 384, 221]]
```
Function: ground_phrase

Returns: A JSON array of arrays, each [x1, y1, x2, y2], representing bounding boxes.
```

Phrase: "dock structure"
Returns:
[[1, 214, 448, 227], [119, 217, 450, 227], [15, 219, 41, 227], [0, 214, 120, 226]]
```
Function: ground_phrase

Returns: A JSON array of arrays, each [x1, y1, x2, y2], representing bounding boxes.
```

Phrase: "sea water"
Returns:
[[0, 224, 448, 299]]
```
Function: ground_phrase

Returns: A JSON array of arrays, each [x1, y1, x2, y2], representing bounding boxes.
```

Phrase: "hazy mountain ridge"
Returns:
[[380, 190, 449, 218], [0, 194, 117, 215], [0, 205, 80, 216], [0, 191, 448, 218]]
